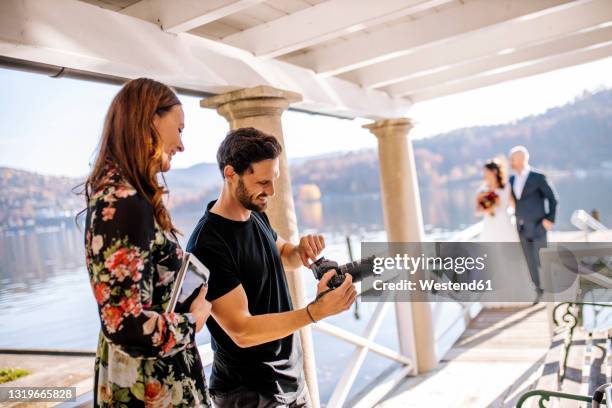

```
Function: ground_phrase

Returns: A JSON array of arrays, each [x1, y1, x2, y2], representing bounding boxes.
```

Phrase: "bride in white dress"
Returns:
[[477, 159, 519, 242], [476, 159, 534, 305]]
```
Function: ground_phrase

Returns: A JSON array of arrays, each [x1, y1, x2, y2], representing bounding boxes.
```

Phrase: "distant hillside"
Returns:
[[163, 162, 221, 194], [292, 88, 612, 195], [2, 88, 610, 229], [0, 167, 82, 229], [0, 163, 223, 229], [162, 162, 222, 212], [412, 88, 612, 183]]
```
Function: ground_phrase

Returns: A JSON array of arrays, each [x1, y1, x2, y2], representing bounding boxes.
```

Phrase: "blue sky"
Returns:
[[1, 56, 612, 177]]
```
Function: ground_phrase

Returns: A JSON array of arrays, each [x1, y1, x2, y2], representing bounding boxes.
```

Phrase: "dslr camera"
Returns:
[[309, 256, 374, 289]]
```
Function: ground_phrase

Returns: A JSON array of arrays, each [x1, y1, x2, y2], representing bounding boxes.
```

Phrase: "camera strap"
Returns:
[[315, 288, 333, 301]]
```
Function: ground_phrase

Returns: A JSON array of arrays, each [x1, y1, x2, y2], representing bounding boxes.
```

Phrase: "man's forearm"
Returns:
[[224, 307, 313, 348], [280, 243, 303, 270]]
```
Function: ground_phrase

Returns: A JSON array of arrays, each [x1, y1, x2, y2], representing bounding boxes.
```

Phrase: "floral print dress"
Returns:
[[84, 162, 211, 407]]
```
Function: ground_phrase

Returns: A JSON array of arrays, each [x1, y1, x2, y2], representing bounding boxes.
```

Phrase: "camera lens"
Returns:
[[340, 260, 370, 283]]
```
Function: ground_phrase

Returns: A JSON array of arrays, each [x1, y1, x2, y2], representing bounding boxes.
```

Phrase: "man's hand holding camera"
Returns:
[[307, 270, 357, 322], [278, 234, 325, 270], [297, 234, 325, 267]]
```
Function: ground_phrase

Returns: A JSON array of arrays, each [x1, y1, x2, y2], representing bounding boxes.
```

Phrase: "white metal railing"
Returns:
[[571, 209, 607, 232], [581, 268, 612, 290], [312, 289, 415, 408], [313, 320, 412, 366], [542, 241, 612, 336], [450, 220, 483, 242], [571, 209, 607, 242], [455, 209, 608, 243]]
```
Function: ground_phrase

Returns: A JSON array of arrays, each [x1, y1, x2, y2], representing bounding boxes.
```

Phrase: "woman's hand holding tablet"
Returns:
[[167, 252, 210, 313]]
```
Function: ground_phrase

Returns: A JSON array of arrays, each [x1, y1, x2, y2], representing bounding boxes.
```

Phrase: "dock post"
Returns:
[[202, 86, 320, 406], [364, 118, 437, 373]]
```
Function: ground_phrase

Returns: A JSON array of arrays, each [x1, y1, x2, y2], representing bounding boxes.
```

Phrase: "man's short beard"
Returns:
[[236, 177, 267, 212]]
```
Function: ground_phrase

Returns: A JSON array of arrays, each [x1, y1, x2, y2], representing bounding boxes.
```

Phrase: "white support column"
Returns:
[[201, 86, 320, 407], [363, 118, 437, 373]]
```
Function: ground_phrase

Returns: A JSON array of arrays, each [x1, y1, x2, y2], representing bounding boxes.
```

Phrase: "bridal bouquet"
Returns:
[[478, 191, 499, 215]]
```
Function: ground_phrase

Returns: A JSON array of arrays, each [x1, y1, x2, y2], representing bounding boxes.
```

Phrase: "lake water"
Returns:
[[1, 172, 611, 403], [292, 172, 612, 234]]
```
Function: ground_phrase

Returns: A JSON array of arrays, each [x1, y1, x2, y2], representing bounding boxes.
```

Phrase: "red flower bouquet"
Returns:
[[478, 191, 499, 215]]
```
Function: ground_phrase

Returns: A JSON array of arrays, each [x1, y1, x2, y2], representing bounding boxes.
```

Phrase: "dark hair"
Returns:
[[216, 127, 282, 176], [78, 78, 181, 233], [484, 159, 506, 189]]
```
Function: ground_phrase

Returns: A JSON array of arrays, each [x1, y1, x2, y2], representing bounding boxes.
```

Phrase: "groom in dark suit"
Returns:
[[509, 146, 558, 301]]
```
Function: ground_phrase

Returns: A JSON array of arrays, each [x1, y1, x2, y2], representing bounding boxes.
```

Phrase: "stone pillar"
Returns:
[[363, 118, 437, 373], [201, 86, 320, 406]]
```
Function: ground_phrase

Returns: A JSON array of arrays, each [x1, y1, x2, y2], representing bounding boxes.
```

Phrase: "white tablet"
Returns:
[[166, 252, 210, 313]]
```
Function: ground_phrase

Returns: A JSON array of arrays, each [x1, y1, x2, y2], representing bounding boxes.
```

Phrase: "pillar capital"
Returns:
[[201, 85, 302, 121], [363, 118, 414, 138]]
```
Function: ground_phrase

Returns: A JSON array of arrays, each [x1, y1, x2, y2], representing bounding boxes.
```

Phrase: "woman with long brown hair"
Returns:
[[83, 78, 211, 407]]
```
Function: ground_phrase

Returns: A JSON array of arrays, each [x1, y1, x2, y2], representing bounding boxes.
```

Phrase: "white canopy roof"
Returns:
[[1, 0, 610, 118]]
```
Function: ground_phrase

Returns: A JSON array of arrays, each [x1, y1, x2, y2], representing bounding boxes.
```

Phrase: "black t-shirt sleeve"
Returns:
[[258, 211, 278, 241], [191, 240, 241, 302]]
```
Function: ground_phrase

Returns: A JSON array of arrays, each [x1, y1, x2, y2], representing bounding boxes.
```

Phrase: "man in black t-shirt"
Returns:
[[186, 127, 357, 408]]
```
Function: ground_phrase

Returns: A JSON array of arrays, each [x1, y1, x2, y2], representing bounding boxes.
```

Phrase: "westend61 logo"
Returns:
[[372, 253, 487, 275]]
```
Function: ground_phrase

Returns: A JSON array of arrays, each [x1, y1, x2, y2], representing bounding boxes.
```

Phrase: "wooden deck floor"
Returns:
[[0, 351, 94, 408], [378, 305, 551, 408]]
